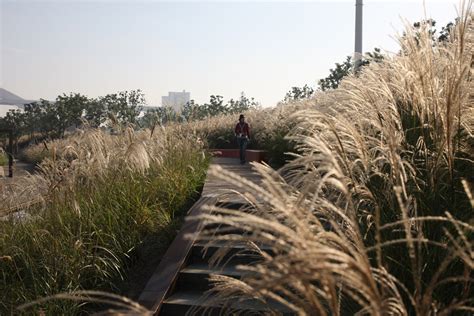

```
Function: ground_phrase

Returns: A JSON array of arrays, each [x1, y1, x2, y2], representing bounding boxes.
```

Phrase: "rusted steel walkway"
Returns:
[[201, 157, 263, 198], [138, 157, 292, 315]]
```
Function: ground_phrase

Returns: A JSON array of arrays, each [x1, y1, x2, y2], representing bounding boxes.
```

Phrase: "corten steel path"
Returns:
[[138, 157, 293, 315], [201, 157, 263, 199]]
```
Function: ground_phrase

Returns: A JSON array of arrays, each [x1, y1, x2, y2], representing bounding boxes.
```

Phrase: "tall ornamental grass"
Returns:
[[195, 4, 473, 315], [0, 126, 208, 314], [184, 103, 303, 167], [18, 103, 302, 169]]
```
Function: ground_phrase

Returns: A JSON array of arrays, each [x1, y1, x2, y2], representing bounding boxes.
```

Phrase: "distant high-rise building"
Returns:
[[161, 90, 190, 112]]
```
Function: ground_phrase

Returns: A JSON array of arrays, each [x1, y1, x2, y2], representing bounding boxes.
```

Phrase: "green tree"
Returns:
[[411, 19, 456, 44], [102, 90, 145, 126], [283, 84, 315, 102], [140, 106, 180, 127], [282, 48, 385, 99], [84, 98, 107, 127], [205, 95, 226, 117], [314, 19, 453, 94], [318, 47, 384, 91], [54, 93, 89, 137], [318, 56, 353, 91], [182, 93, 259, 122], [1, 110, 27, 154], [22, 101, 44, 139], [139, 108, 161, 129], [227, 92, 259, 114], [40, 100, 62, 137], [438, 21, 455, 42], [182, 100, 206, 121]]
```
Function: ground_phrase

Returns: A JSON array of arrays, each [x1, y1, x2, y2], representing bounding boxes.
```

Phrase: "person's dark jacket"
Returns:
[[235, 122, 250, 138]]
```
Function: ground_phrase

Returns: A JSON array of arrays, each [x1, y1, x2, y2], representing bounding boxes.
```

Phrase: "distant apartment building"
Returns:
[[161, 90, 190, 112]]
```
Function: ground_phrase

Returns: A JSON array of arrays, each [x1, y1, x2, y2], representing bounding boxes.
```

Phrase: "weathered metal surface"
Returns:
[[202, 157, 263, 199], [137, 197, 213, 313], [137, 157, 263, 314]]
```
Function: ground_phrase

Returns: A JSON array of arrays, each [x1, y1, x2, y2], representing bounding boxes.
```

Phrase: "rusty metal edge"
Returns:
[[137, 195, 214, 315]]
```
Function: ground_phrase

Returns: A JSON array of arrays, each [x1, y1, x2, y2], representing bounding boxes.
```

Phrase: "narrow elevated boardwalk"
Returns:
[[138, 157, 292, 315], [201, 157, 263, 198]]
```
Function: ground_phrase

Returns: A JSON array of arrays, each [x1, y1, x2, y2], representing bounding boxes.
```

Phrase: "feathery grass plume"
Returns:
[[194, 3, 473, 315], [195, 164, 408, 315], [0, 172, 47, 216], [17, 290, 152, 315], [1, 124, 209, 313], [182, 103, 303, 166]]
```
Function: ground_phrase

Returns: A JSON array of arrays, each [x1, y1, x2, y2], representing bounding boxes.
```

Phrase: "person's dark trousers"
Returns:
[[238, 137, 248, 164]]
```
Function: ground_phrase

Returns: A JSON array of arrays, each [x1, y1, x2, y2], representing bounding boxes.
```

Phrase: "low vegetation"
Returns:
[[0, 127, 208, 314], [0, 150, 7, 167]]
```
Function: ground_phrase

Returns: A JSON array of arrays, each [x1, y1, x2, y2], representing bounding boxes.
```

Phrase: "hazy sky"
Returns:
[[0, 0, 463, 107]]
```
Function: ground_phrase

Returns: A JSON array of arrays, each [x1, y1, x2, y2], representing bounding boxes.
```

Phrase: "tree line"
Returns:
[[0, 89, 259, 152], [141, 93, 259, 127], [0, 90, 145, 151]]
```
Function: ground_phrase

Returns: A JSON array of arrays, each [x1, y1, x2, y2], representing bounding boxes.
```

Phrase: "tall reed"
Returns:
[[195, 3, 473, 315], [0, 126, 208, 314], [183, 103, 303, 167]]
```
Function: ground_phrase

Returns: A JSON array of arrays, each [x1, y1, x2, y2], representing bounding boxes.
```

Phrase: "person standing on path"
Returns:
[[235, 114, 250, 164]]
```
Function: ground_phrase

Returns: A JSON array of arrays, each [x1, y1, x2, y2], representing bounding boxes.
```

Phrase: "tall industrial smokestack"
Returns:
[[354, 0, 363, 72]]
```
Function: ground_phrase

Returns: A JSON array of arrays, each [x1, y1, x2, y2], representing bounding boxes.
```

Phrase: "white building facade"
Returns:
[[161, 90, 190, 113]]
